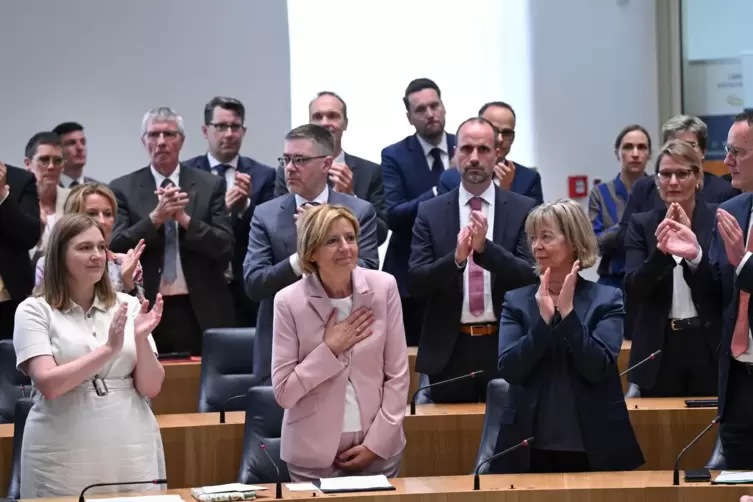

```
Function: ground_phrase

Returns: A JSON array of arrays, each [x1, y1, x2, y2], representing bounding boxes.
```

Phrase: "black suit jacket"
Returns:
[[408, 186, 537, 375], [274, 152, 388, 245], [0, 165, 41, 302], [624, 203, 720, 389], [183, 154, 276, 286], [109, 165, 236, 332]]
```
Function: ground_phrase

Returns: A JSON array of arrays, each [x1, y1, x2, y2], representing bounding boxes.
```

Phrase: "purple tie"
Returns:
[[468, 196, 485, 316]]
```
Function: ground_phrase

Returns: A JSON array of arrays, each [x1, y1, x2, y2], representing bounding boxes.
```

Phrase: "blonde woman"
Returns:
[[35, 183, 145, 299], [490, 199, 643, 474]]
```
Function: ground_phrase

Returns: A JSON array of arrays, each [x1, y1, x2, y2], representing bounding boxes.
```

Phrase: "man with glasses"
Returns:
[[184, 96, 276, 327], [438, 101, 544, 205], [109, 107, 235, 356], [23, 132, 70, 265], [243, 124, 378, 383]]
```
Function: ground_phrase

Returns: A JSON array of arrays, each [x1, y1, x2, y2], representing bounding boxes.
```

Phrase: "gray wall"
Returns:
[[0, 0, 291, 180]]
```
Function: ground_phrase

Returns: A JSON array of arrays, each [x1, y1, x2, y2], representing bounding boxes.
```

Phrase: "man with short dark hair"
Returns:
[[183, 96, 276, 326], [52, 122, 97, 187], [243, 123, 379, 382], [274, 91, 388, 244], [382, 78, 456, 345]]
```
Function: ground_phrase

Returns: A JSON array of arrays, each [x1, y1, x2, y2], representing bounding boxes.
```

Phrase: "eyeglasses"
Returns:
[[278, 155, 327, 168], [144, 130, 181, 141], [726, 145, 747, 159], [35, 155, 65, 167], [498, 128, 515, 140], [210, 123, 244, 133], [656, 169, 696, 183]]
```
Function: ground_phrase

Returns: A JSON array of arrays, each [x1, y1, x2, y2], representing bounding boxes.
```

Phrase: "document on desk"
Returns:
[[713, 471, 753, 484], [315, 475, 395, 493]]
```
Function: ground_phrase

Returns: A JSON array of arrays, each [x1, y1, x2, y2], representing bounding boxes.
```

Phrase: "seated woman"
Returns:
[[272, 204, 409, 481], [491, 199, 644, 474], [35, 183, 145, 299], [625, 139, 719, 397], [14, 213, 166, 498]]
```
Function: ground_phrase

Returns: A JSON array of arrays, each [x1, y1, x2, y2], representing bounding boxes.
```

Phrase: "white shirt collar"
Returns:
[[458, 181, 496, 208], [150, 164, 180, 188], [333, 149, 346, 164], [294, 185, 329, 208], [206, 152, 239, 170], [416, 132, 448, 158], [60, 172, 85, 187]]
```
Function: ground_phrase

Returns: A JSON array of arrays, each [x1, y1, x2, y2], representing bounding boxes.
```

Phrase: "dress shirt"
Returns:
[[59, 173, 85, 188], [734, 207, 753, 363], [150, 165, 189, 296], [330, 295, 363, 432], [457, 183, 496, 323], [289, 186, 330, 276], [669, 255, 699, 319]]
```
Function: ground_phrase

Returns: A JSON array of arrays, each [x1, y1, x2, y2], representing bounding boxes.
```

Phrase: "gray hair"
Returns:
[[140, 106, 185, 137], [662, 114, 708, 151], [285, 124, 335, 156]]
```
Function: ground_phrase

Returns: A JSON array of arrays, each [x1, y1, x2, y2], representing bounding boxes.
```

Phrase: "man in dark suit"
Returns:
[[274, 91, 388, 245], [52, 122, 98, 187], [0, 161, 41, 338], [183, 96, 276, 327], [243, 124, 379, 383], [408, 117, 537, 403], [437, 101, 544, 205], [110, 106, 235, 356], [681, 111, 753, 468], [382, 78, 457, 345]]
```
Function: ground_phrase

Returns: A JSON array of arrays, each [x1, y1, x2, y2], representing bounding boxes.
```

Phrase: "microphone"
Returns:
[[259, 443, 283, 499], [219, 394, 247, 424], [673, 416, 719, 486], [620, 349, 662, 377], [79, 479, 166, 502], [409, 370, 483, 415], [473, 437, 534, 490]]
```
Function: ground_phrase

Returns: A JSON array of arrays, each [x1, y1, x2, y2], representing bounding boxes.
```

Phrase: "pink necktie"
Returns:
[[468, 197, 485, 316], [732, 237, 753, 356]]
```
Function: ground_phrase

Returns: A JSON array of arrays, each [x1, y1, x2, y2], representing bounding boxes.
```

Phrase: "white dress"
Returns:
[[13, 292, 166, 498]]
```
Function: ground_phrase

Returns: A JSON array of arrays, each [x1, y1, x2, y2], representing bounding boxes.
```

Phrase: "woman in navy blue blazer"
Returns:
[[490, 199, 644, 474]]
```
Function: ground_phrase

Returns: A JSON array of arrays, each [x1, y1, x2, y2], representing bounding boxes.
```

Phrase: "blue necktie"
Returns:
[[161, 178, 178, 284], [430, 147, 444, 183], [214, 164, 232, 178]]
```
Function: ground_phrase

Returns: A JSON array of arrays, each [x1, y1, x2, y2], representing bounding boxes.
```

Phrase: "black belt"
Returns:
[[668, 317, 701, 331]]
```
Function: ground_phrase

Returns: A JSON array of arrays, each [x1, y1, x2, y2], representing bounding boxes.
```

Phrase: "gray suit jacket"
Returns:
[[243, 190, 379, 381]]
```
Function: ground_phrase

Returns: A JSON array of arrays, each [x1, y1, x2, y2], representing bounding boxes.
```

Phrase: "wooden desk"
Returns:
[[0, 399, 716, 489], [26, 472, 753, 502]]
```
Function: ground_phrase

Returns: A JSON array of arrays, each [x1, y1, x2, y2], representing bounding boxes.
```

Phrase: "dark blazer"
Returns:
[[109, 165, 236, 333], [242, 191, 379, 381], [617, 173, 737, 251], [408, 186, 537, 375], [274, 152, 388, 245], [0, 165, 41, 301], [382, 133, 457, 297], [436, 162, 544, 205], [183, 154, 276, 287], [491, 278, 644, 473], [624, 203, 720, 389], [689, 192, 753, 418]]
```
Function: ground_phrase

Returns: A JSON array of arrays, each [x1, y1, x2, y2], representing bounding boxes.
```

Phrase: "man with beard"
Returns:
[[408, 117, 536, 402], [382, 78, 456, 345], [183, 96, 276, 327]]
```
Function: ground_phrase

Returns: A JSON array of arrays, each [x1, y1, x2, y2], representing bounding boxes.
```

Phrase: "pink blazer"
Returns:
[[271, 267, 409, 468]]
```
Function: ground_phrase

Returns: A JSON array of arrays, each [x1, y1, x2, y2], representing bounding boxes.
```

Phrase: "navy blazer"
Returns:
[[436, 162, 544, 205], [689, 192, 753, 418], [381, 133, 456, 296], [624, 204, 720, 389], [183, 154, 276, 285], [408, 186, 537, 375], [491, 278, 644, 473]]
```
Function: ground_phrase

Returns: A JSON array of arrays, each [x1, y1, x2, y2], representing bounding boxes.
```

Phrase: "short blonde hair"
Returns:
[[654, 139, 705, 190], [64, 182, 118, 215], [525, 199, 598, 270], [297, 205, 360, 275], [36, 213, 116, 310]]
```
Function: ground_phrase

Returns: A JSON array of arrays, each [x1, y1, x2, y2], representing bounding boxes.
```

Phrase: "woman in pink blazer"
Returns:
[[272, 204, 409, 481]]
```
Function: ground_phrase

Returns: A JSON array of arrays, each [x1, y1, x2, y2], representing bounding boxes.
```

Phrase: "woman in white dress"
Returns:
[[13, 213, 166, 498]]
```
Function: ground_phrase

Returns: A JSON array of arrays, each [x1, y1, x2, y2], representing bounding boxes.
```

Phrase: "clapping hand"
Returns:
[[493, 160, 515, 191], [556, 261, 580, 317], [455, 226, 473, 264], [717, 208, 746, 267], [666, 202, 691, 227], [655, 218, 700, 261], [469, 210, 488, 253], [535, 268, 555, 324], [106, 302, 128, 353], [120, 239, 145, 291], [0, 161, 7, 199], [134, 294, 164, 342]]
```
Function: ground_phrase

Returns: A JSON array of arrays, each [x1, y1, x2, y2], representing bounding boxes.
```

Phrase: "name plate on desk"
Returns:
[[314, 475, 395, 493]]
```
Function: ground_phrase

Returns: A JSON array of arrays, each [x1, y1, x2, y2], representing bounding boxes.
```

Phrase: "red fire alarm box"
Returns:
[[568, 175, 588, 198]]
